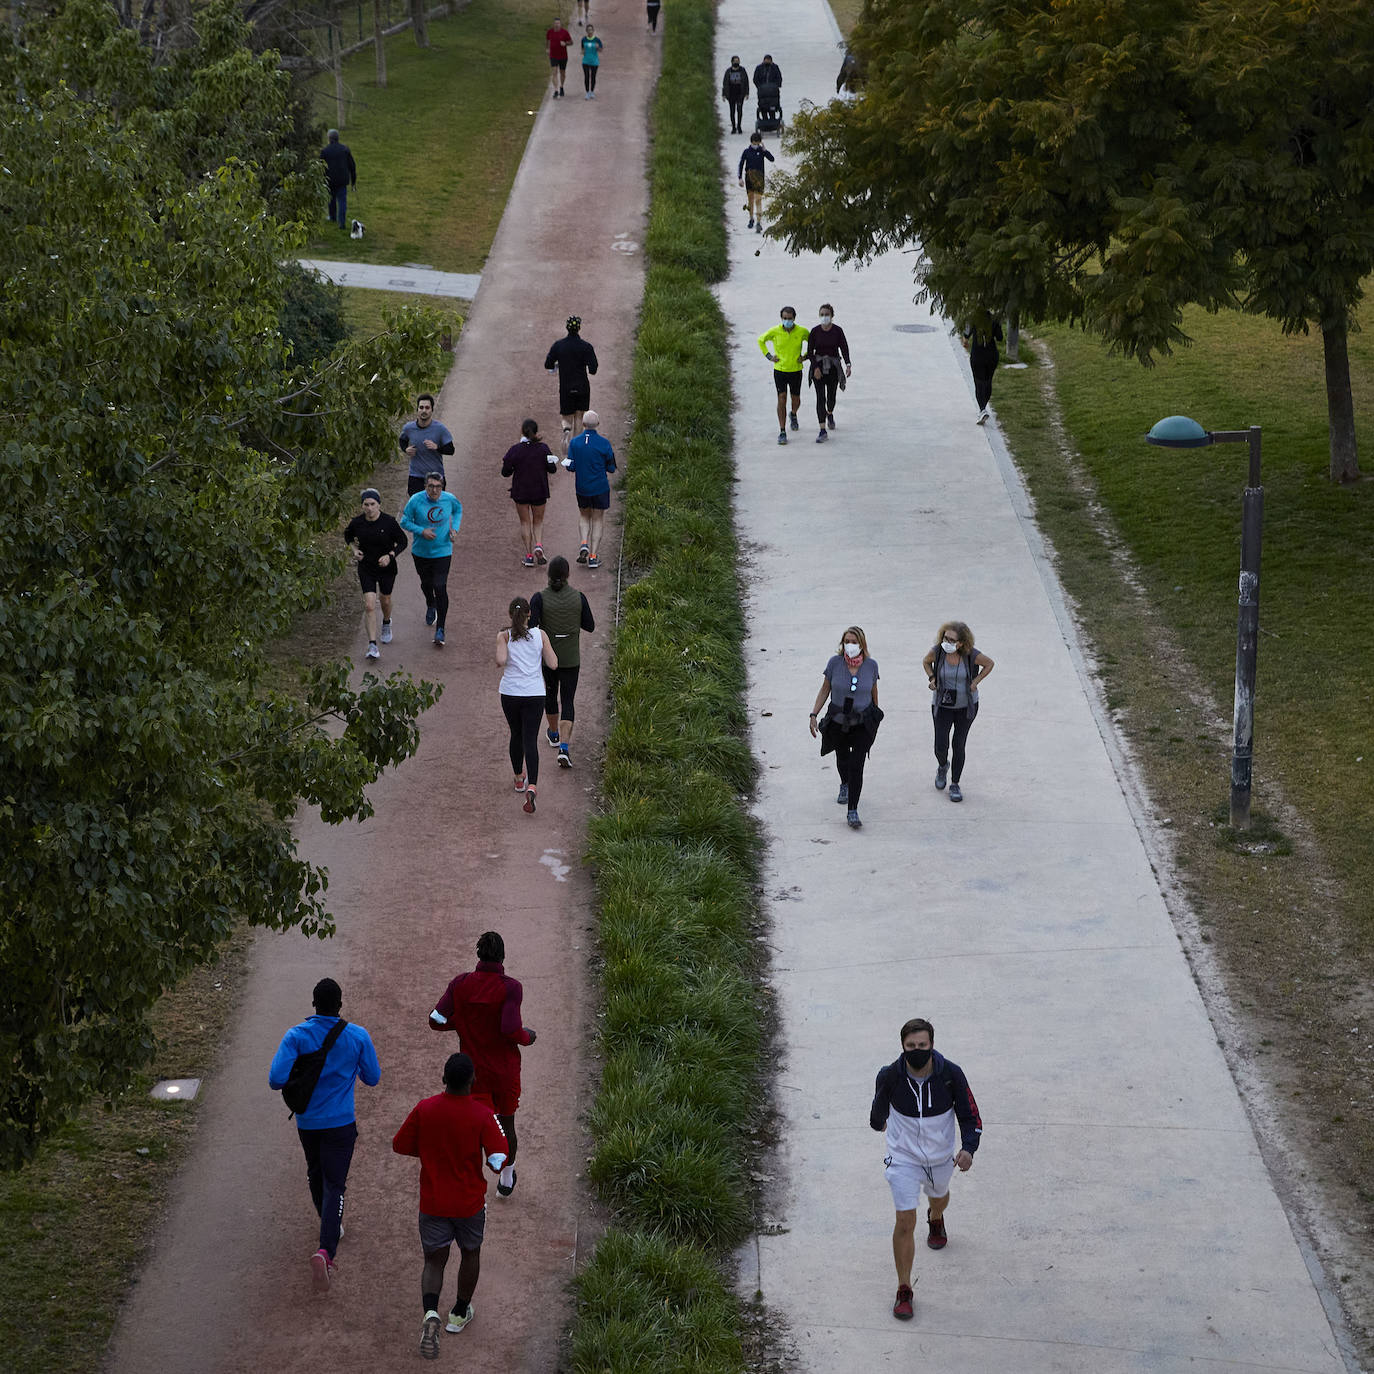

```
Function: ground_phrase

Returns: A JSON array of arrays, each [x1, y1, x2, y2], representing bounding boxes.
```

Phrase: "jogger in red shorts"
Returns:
[[428, 931, 536, 1196]]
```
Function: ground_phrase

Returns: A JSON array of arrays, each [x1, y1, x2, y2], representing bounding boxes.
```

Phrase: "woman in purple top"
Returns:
[[804, 304, 852, 442], [501, 419, 559, 567], [809, 625, 882, 829]]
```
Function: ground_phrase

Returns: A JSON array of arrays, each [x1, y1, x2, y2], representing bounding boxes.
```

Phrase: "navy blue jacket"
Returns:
[[870, 1050, 982, 1161]]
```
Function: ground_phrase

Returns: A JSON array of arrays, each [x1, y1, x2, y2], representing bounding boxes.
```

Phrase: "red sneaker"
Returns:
[[927, 1213, 948, 1249], [893, 1285, 914, 1320]]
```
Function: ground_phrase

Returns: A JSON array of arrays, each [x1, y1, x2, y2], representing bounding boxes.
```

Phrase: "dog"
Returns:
[[350, 219, 365, 240]]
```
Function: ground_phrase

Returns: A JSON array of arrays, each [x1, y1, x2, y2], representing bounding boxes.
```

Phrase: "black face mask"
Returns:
[[904, 1048, 932, 1071]]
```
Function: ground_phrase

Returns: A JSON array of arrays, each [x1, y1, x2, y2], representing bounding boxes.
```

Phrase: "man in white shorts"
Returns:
[[869, 1017, 982, 1320]]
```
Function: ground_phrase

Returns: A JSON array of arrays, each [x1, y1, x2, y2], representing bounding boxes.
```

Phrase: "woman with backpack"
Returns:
[[809, 625, 883, 830], [921, 620, 995, 802]]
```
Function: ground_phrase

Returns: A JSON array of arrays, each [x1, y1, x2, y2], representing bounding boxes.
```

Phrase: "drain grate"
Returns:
[[893, 323, 941, 334]]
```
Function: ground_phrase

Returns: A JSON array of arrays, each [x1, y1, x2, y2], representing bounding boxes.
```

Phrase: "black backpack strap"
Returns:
[[320, 1018, 348, 1054]]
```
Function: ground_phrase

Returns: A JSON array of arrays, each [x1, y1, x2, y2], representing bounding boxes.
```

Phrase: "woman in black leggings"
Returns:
[[497, 597, 558, 813], [810, 625, 883, 830], [922, 620, 995, 803]]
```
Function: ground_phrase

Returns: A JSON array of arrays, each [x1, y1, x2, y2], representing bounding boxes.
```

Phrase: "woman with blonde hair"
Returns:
[[497, 597, 558, 813], [809, 625, 883, 830], [921, 621, 994, 802]]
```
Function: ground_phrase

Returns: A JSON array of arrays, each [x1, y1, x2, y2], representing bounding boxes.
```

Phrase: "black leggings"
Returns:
[[832, 738, 870, 809], [542, 663, 580, 721], [502, 694, 545, 784], [972, 363, 996, 411], [413, 554, 451, 628], [646, 1, 659, 29], [727, 95, 745, 130], [814, 369, 840, 423], [583, 63, 598, 92], [933, 703, 978, 783]]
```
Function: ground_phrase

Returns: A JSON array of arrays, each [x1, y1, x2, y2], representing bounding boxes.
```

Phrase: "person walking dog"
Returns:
[[922, 620, 994, 802], [319, 129, 356, 231], [809, 625, 882, 829], [870, 1017, 982, 1320], [738, 131, 775, 233]]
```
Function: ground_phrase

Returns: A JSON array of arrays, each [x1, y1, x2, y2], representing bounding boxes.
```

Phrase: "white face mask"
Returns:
[[941, 639, 958, 653], [819, 314, 833, 323], [781, 319, 796, 330], [844, 642, 862, 659]]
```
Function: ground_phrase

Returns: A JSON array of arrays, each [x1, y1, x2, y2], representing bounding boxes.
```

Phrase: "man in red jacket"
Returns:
[[393, 1053, 509, 1360], [429, 931, 536, 1197]]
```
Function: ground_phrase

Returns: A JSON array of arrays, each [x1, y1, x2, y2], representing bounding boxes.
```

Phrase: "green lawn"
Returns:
[[339, 285, 467, 340], [302, 0, 550, 271]]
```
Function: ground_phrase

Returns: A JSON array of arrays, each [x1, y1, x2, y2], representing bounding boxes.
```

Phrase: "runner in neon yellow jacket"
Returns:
[[759, 307, 810, 443]]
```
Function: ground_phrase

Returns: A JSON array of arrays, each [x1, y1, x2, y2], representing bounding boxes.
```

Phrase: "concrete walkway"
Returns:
[[298, 257, 481, 298], [721, 1, 1351, 1370]]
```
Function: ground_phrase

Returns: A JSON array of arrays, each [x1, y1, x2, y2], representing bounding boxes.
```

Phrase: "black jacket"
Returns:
[[753, 61, 781, 89], [722, 65, 750, 100], [320, 141, 357, 191]]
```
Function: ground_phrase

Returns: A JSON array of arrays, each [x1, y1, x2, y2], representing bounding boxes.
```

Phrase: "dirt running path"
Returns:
[[104, 7, 656, 1370]]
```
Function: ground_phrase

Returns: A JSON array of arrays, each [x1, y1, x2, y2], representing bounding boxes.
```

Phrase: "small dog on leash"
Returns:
[[350, 219, 365, 239]]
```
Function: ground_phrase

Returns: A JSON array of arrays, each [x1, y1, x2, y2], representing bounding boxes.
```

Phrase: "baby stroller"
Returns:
[[755, 80, 783, 135]]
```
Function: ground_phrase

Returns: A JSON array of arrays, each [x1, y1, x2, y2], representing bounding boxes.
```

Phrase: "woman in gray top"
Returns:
[[809, 625, 882, 830], [921, 620, 995, 802]]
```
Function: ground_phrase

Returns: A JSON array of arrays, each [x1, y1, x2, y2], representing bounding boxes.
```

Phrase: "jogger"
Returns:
[[401, 472, 462, 647], [496, 597, 558, 811]]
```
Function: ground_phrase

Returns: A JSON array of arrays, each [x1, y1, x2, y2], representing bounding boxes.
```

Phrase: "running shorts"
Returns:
[[357, 563, 398, 595], [576, 490, 611, 511], [884, 1156, 955, 1212], [774, 368, 802, 397], [418, 1208, 486, 1253], [559, 385, 591, 415], [745, 168, 765, 194]]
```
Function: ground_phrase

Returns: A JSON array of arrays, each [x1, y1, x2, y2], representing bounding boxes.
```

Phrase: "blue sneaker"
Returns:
[[433, 627, 445, 647], [557, 745, 572, 769], [425, 606, 437, 627], [546, 727, 560, 746]]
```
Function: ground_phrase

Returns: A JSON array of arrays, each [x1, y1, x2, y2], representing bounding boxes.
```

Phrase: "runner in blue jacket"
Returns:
[[562, 410, 616, 568]]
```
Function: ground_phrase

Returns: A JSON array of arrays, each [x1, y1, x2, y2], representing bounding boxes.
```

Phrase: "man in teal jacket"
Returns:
[[758, 306, 810, 444], [400, 472, 463, 647]]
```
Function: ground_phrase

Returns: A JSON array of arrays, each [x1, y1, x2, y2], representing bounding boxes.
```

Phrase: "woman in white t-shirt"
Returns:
[[497, 597, 558, 813]]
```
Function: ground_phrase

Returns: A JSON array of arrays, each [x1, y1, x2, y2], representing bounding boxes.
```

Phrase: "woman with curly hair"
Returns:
[[921, 620, 995, 802], [809, 625, 883, 830]]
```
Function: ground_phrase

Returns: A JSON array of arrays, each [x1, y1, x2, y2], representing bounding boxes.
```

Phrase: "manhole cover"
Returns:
[[893, 323, 940, 334]]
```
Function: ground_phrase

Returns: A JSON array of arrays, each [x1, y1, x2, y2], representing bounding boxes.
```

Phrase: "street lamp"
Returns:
[[1145, 416, 1263, 830]]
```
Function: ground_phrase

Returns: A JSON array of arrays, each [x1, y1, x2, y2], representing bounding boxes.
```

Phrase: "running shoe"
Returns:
[[927, 1213, 948, 1249], [577, 544, 589, 564], [747, 217, 755, 229], [514, 774, 526, 792], [847, 809, 862, 829], [311, 1248, 331, 1292], [366, 642, 380, 659], [497, 1164, 518, 1196], [836, 784, 848, 805], [893, 1285, 914, 1320], [433, 626, 445, 647], [420, 1311, 441, 1359], [445, 1302, 474, 1334], [935, 764, 948, 790], [380, 621, 392, 643], [535, 545, 547, 565], [777, 431, 787, 445], [816, 429, 828, 443], [827, 412, 836, 429], [523, 554, 535, 568], [523, 790, 536, 814], [587, 554, 600, 568], [425, 606, 437, 627], [789, 412, 800, 431], [976, 407, 989, 425], [557, 745, 572, 769], [949, 783, 963, 802], [755, 221, 763, 234], [546, 727, 560, 745]]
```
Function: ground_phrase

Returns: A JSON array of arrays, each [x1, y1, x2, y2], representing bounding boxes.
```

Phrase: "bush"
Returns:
[[279, 262, 351, 367]]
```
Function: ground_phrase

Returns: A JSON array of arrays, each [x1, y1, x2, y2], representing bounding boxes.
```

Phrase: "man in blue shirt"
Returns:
[[562, 410, 616, 568], [399, 393, 456, 496], [268, 978, 381, 1292], [400, 472, 463, 646]]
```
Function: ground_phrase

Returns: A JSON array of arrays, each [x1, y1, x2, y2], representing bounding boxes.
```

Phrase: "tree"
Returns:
[[0, 0, 447, 1166], [770, 0, 1374, 482]]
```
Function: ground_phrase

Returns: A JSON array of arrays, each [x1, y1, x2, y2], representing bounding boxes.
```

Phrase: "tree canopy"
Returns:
[[770, 0, 1374, 481], [0, 0, 446, 1166]]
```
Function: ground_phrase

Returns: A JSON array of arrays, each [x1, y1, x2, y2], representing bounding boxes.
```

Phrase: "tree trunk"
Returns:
[[411, 0, 428, 47], [373, 0, 386, 85], [1322, 315, 1362, 483], [1006, 313, 1019, 364]]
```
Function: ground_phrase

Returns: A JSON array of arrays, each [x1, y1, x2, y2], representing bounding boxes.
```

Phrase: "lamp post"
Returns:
[[1145, 416, 1263, 830]]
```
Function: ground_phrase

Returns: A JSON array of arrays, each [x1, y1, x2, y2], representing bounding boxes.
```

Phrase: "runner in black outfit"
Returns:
[[804, 304, 853, 442], [344, 489, 408, 659], [543, 316, 599, 449]]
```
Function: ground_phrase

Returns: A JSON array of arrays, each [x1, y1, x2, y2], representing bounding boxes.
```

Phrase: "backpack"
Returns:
[[281, 1018, 347, 1118]]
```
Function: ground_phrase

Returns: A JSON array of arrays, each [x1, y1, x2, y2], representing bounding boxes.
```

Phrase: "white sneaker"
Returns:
[[366, 642, 380, 659], [380, 622, 392, 644], [976, 407, 989, 425], [497, 1163, 517, 1196]]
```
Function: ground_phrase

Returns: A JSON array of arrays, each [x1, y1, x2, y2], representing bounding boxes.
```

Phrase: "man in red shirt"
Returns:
[[393, 1053, 509, 1360], [428, 931, 536, 1197], [546, 17, 573, 99]]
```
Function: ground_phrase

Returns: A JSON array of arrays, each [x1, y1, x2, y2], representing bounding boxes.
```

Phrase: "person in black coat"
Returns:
[[320, 130, 357, 231], [722, 55, 750, 134], [753, 54, 781, 89]]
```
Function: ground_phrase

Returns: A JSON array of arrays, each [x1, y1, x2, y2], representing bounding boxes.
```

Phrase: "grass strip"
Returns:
[[569, 1, 757, 1370]]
